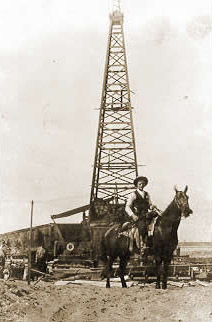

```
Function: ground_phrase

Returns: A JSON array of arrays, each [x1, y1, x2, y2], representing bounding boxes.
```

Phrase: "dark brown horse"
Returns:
[[153, 185, 192, 289], [100, 186, 192, 289]]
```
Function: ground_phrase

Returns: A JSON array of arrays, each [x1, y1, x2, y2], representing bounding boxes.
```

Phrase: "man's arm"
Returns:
[[146, 192, 153, 209], [125, 192, 137, 221], [146, 192, 159, 212]]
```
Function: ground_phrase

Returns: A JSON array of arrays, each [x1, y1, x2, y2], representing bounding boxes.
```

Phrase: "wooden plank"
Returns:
[[55, 280, 134, 288], [168, 281, 184, 288], [51, 204, 90, 219], [51, 218, 65, 244], [195, 280, 210, 287], [31, 268, 52, 277], [34, 275, 44, 286]]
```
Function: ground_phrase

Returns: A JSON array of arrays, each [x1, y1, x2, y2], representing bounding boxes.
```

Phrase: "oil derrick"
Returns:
[[90, 1, 138, 216]]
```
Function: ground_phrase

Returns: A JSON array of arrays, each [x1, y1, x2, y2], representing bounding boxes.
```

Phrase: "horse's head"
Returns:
[[174, 185, 193, 218]]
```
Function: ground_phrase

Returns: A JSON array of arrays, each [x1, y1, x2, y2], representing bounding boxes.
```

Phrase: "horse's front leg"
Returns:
[[155, 257, 162, 289], [162, 258, 171, 289], [119, 257, 128, 288]]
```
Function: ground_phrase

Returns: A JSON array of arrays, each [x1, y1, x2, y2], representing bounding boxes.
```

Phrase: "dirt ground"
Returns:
[[1, 279, 212, 322]]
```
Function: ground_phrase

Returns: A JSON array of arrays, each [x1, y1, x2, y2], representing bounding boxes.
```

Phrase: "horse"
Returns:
[[100, 185, 192, 288], [153, 185, 193, 289]]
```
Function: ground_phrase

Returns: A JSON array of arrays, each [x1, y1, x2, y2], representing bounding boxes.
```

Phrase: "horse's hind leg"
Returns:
[[119, 257, 128, 288], [106, 277, 110, 288], [155, 257, 162, 289], [105, 257, 114, 288]]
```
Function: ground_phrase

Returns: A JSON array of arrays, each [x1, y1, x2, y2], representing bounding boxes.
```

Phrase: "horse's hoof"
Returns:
[[122, 285, 127, 288], [106, 285, 110, 288], [162, 284, 167, 290], [155, 284, 161, 289]]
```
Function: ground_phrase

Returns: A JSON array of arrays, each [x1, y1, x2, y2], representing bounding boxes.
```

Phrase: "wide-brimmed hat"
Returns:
[[134, 176, 148, 187]]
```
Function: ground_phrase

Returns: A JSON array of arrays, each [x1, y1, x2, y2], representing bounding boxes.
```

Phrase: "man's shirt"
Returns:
[[125, 189, 152, 217]]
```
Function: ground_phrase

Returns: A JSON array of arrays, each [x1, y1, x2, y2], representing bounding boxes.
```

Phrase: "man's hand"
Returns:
[[151, 205, 160, 211], [131, 214, 138, 222], [150, 205, 162, 215]]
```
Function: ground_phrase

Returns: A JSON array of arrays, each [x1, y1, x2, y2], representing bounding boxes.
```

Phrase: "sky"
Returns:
[[0, 0, 212, 241]]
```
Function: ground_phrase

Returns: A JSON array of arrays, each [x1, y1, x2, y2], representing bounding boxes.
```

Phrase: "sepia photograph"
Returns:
[[0, 0, 212, 321]]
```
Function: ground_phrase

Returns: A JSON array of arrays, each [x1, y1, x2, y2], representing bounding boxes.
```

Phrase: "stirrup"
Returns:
[[140, 248, 145, 256]]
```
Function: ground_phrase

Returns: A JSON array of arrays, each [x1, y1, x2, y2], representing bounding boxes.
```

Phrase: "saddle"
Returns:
[[118, 223, 142, 253], [118, 211, 159, 254]]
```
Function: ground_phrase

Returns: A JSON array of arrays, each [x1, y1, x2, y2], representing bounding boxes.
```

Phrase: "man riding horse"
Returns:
[[125, 176, 159, 254], [101, 183, 192, 288]]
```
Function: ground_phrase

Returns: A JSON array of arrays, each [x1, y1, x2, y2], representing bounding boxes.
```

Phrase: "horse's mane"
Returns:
[[162, 200, 175, 216], [156, 199, 178, 225]]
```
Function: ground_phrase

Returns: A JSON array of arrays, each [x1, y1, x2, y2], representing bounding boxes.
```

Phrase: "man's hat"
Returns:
[[134, 176, 148, 187]]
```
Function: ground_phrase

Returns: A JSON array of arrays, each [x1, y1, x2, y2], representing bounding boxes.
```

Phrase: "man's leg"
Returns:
[[129, 227, 136, 252], [137, 219, 147, 256], [148, 217, 157, 236]]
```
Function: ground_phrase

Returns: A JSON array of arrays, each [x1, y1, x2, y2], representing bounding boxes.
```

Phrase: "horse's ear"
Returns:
[[184, 185, 188, 194], [174, 185, 178, 193]]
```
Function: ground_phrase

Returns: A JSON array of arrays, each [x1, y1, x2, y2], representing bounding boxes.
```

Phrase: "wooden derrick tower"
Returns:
[[90, 0, 138, 215], [50, 1, 139, 262]]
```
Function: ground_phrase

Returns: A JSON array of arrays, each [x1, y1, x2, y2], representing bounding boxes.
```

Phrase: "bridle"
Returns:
[[174, 195, 182, 210], [174, 192, 189, 218]]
